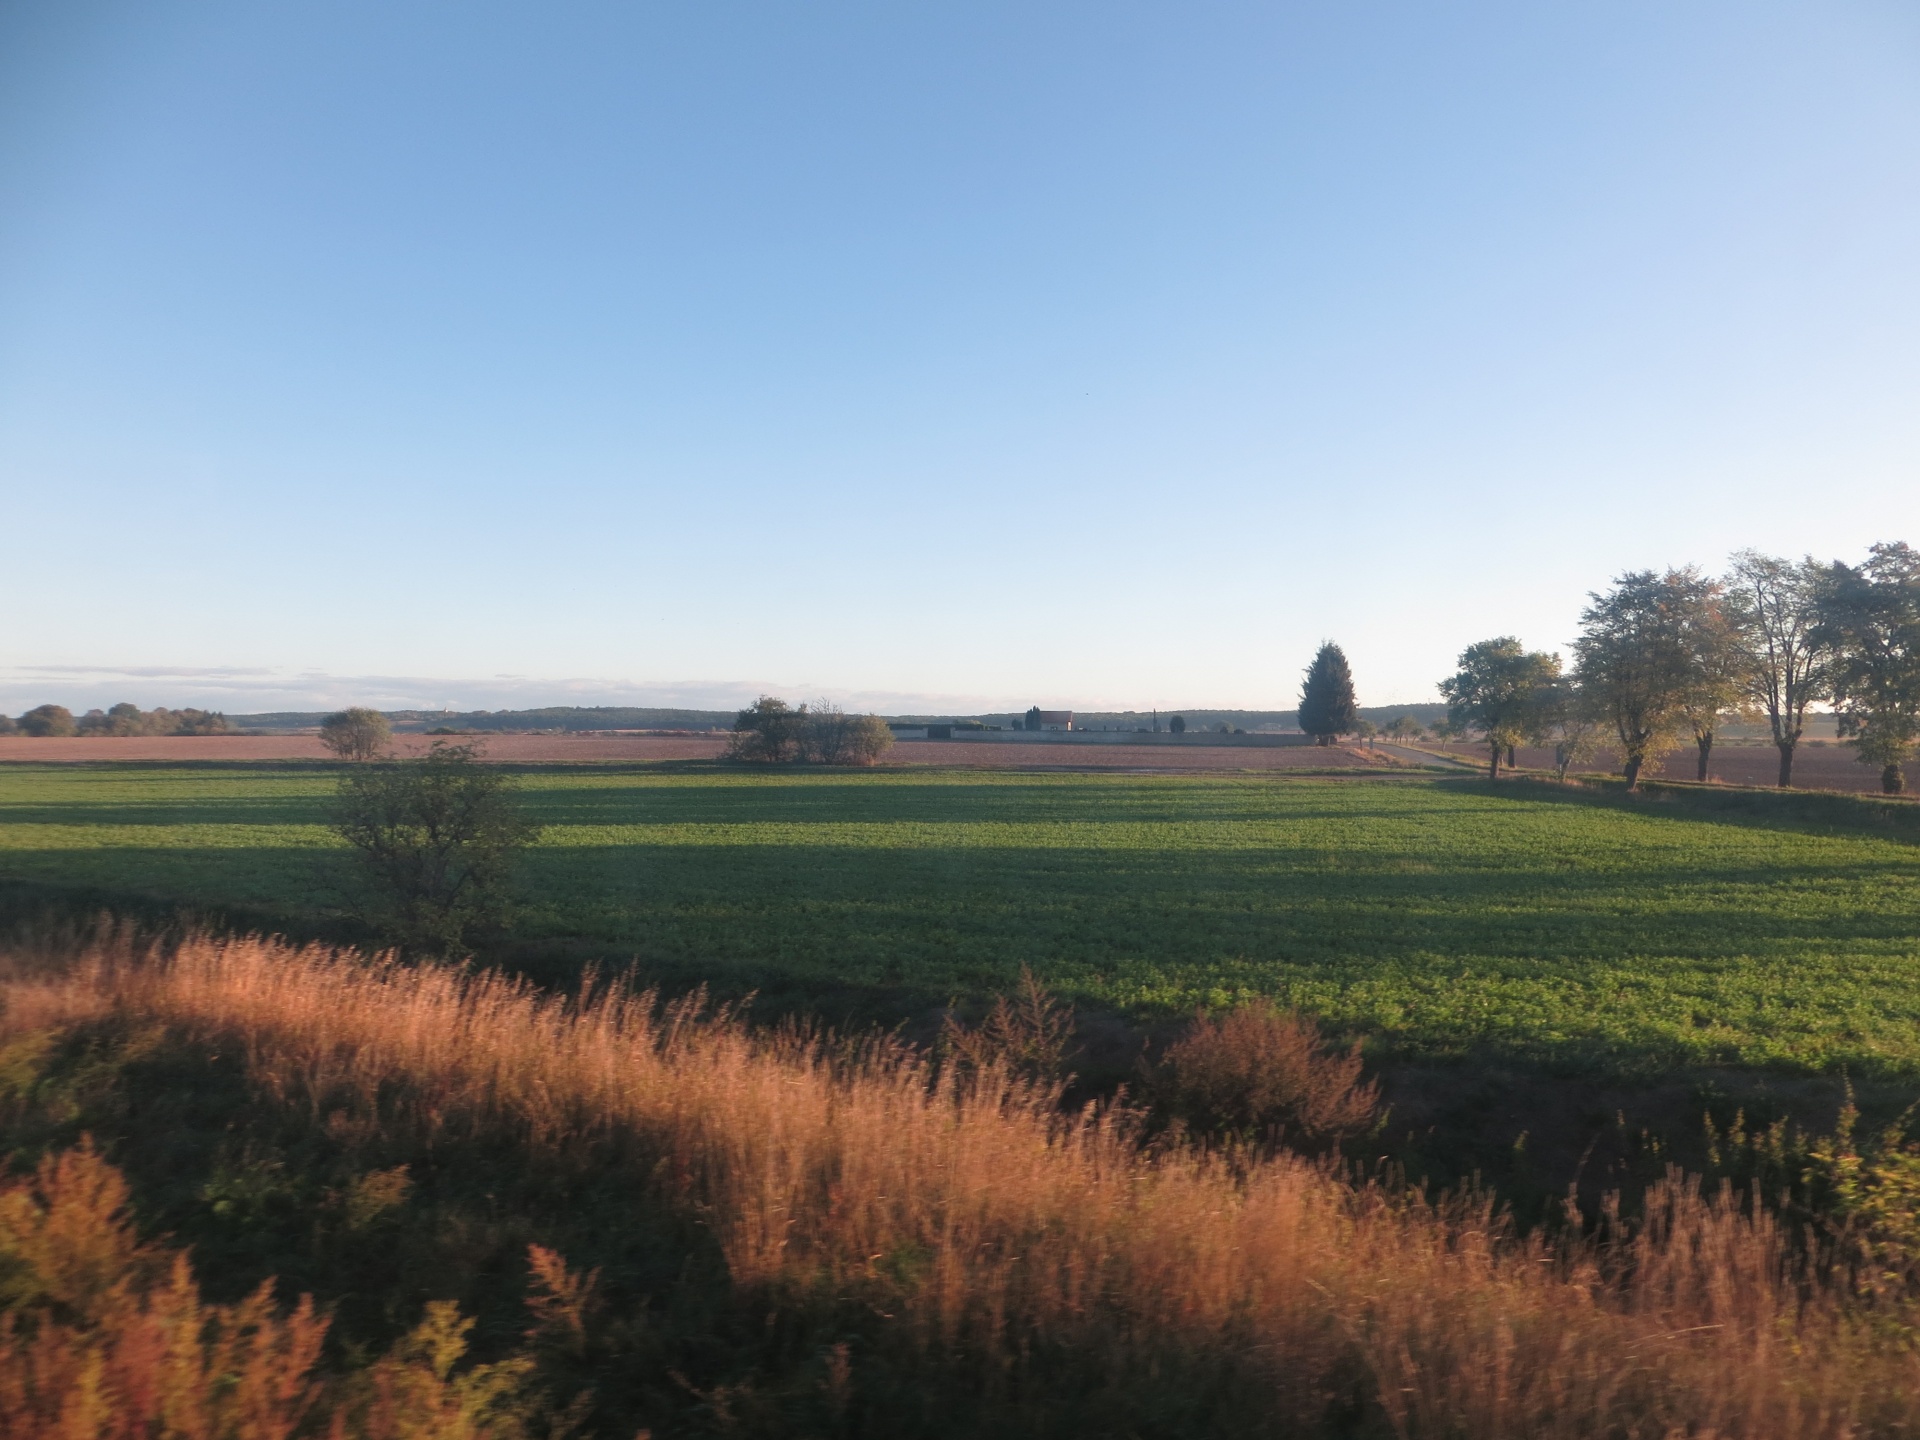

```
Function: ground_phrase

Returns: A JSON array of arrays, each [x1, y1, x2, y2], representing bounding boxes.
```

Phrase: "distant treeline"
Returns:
[[0, 703, 230, 737]]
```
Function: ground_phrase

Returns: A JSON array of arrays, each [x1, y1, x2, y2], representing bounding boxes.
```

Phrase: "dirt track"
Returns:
[[1427, 740, 1915, 795], [0, 733, 1406, 772]]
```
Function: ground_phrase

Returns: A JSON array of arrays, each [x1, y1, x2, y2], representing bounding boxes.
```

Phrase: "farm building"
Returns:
[[1024, 707, 1074, 731]]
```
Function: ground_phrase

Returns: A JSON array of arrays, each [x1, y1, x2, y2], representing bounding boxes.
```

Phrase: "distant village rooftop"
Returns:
[[1024, 708, 1073, 731]]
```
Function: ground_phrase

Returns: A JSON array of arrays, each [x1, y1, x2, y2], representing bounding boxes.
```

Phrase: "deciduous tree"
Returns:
[[1724, 551, 1832, 788], [1669, 574, 1745, 782], [1297, 643, 1359, 746], [1573, 570, 1708, 791], [796, 702, 896, 765], [1530, 675, 1603, 782], [845, 713, 894, 763], [156, 707, 231, 736], [319, 707, 392, 761], [1439, 639, 1558, 779], [18, 704, 76, 737], [1822, 542, 1920, 794], [727, 696, 804, 762]]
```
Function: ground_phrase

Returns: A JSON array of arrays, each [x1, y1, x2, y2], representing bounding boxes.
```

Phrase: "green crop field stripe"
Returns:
[[1, 762, 1918, 1075]]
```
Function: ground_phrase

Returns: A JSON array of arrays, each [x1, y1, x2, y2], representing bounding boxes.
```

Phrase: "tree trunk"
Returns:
[[1776, 742, 1795, 788], [1506, 744, 1517, 770], [1620, 744, 1651, 791], [1488, 741, 1501, 780], [1695, 733, 1712, 783], [1884, 763, 1906, 795]]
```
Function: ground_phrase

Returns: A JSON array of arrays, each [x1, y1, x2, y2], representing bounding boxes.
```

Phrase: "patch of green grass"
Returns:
[[2, 762, 1919, 1075]]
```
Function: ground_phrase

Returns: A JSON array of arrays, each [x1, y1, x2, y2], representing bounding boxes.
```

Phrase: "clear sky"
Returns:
[[4, 2, 1918, 716]]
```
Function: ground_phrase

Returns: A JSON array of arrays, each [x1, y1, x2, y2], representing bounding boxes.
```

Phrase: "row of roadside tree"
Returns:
[[1439, 544, 1919, 791]]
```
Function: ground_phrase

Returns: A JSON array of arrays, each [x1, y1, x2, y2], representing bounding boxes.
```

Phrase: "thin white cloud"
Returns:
[[14, 664, 279, 679]]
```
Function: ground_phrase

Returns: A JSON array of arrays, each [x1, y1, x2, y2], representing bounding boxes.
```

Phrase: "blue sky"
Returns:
[[4, 2, 1918, 715]]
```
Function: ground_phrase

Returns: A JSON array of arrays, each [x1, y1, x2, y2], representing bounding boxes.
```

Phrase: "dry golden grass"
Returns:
[[3, 931, 1918, 1437]]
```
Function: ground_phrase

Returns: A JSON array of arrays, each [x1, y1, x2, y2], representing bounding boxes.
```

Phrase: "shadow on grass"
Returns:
[[1445, 772, 1920, 844], [7, 764, 1920, 1082], [8, 816, 1919, 1081], [0, 765, 1421, 830]]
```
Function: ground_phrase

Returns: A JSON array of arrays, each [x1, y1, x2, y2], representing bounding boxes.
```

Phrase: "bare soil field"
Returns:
[[882, 738, 1399, 770], [1428, 740, 1916, 794], [0, 733, 732, 763], [0, 732, 1404, 771]]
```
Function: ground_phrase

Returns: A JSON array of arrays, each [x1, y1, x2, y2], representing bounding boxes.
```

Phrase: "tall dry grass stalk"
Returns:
[[4, 931, 1918, 1437]]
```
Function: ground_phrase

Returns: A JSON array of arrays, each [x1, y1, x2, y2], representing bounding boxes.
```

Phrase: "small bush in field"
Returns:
[[332, 740, 541, 954], [1155, 1003, 1379, 1149], [810, 707, 894, 765], [942, 966, 1077, 1085]]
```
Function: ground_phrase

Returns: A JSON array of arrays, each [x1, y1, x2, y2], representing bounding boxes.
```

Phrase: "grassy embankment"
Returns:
[[2, 931, 1917, 1437]]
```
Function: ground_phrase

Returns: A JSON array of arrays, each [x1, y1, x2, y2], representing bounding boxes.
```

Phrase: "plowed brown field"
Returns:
[[0, 733, 1404, 772], [883, 739, 1396, 770], [0, 734, 731, 763], [19, 732, 1898, 785]]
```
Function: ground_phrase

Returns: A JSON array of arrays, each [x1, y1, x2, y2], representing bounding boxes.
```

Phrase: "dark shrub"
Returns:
[[1155, 1004, 1378, 1150]]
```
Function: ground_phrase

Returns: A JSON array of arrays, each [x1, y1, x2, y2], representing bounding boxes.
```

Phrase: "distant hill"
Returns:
[[414, 707, 737, 732]]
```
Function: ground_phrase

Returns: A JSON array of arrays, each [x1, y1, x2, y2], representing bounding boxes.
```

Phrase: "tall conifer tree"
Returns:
[[1298, 643, 1359, 746]]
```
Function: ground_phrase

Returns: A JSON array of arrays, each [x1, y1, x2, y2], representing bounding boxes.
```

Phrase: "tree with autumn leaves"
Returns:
[[1443, 544, 1920, 792]]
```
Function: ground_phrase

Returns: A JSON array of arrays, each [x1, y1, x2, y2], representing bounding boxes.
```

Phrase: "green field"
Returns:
[[2, 761, 1919, 1075]]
